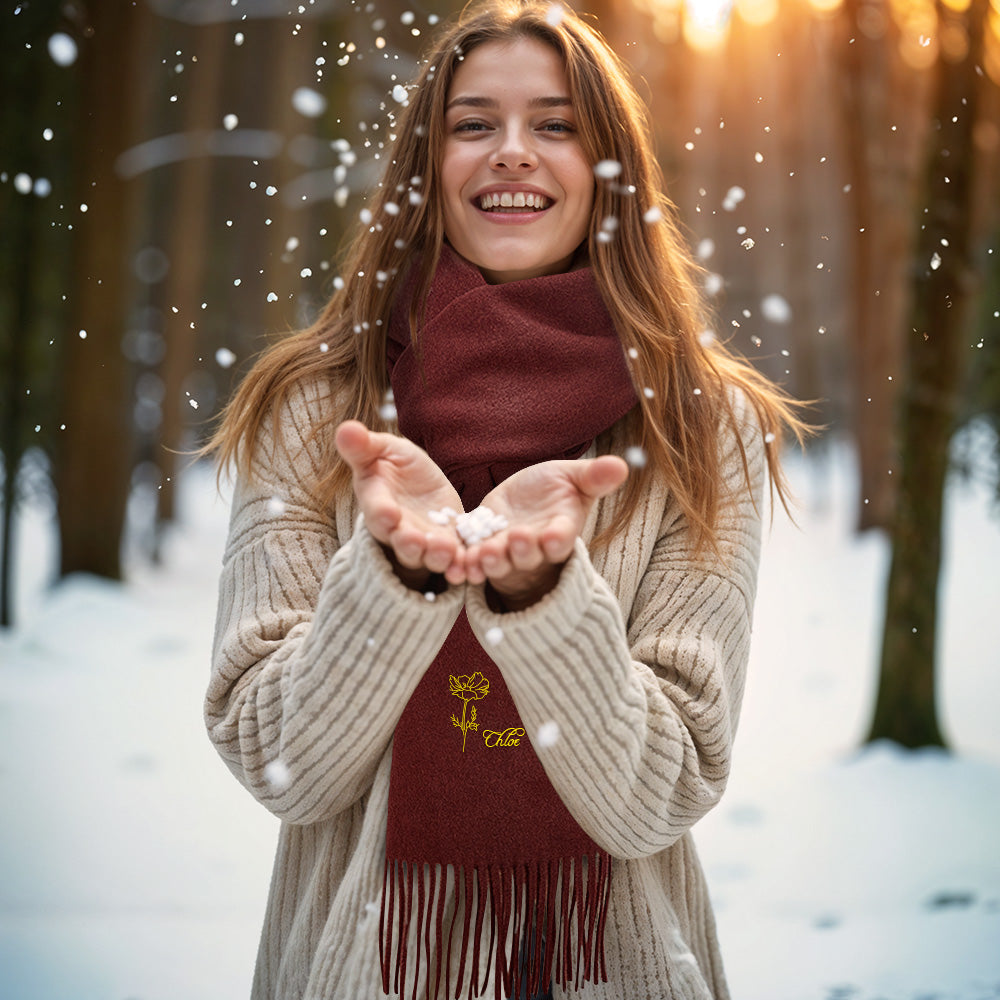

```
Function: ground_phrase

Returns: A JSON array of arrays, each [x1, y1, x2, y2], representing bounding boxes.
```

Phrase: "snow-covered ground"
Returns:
[[1, 438, 998, 1000]]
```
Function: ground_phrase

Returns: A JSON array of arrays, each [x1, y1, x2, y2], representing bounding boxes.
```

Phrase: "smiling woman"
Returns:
[[202, 2, 811, 999], [440, 38, 594, 283]]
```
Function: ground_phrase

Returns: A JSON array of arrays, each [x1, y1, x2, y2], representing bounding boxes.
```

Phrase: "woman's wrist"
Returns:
[[485, 563, 563, 613], [379, 543, 446, 594]]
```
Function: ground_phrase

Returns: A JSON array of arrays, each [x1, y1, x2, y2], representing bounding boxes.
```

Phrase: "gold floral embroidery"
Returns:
[[449, 672, 489, 752]]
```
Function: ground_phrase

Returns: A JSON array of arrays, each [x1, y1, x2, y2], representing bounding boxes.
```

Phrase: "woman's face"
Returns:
[[440, 36, 595, 284]]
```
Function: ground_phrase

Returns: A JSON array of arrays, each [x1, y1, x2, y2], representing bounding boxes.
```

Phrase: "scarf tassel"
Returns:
[[380, 854, 612, 1000]]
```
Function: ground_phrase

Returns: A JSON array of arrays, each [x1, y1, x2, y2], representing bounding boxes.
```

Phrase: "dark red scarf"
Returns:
[[381, 246, 637, 1000]]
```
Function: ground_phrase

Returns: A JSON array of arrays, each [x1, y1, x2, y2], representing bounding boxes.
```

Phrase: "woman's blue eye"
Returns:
[[455, 121, 490, 132], [540, 121, 574, 133]]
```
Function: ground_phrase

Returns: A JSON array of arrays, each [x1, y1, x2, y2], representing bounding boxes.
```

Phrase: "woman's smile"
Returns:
[[475, 188, 552, 213]]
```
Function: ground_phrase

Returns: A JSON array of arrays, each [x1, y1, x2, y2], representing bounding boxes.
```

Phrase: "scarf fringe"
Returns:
[[380, 853, 612, 1000]]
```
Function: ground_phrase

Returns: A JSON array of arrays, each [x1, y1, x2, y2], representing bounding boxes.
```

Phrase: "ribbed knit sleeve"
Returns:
[[465, 407, 765, 860], [205, 381, 464, 825]]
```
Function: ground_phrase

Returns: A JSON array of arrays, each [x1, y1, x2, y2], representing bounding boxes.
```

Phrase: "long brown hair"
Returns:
[[209, 0, 810, 549]]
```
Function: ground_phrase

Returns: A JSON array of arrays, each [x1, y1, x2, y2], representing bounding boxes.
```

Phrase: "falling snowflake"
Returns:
[[485, 626, 504, 645], [215, 347, 237, 368], [704, 273, 724, 296], [292, 86, 327, 118], [722, 186, 745, 212], [48, 32, 78, 66], [264, 759, 291, 790], [379, 389, 397, 419], [761, 293, 792, 324], [537, 721, 560, 748], [593, 160, 622, 180], [624, 446, 647, 468]]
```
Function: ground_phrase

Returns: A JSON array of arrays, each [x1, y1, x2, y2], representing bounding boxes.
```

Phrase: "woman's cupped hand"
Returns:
[[334, 421, 628, 605]]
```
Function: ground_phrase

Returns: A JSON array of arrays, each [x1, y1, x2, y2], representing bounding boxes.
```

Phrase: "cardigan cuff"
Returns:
[[464, 537, 597, 644], [343, 516, 466, 616]]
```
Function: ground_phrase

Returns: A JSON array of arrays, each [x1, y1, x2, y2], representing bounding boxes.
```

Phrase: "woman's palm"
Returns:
[[464, 456, 629, 604], [334, 420, 462, 578]]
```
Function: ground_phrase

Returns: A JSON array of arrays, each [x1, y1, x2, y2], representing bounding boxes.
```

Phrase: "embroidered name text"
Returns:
[[483, 727, 525, 748]]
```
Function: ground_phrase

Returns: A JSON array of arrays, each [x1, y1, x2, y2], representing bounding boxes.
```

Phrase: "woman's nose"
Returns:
[[491, 126, 536, 170]]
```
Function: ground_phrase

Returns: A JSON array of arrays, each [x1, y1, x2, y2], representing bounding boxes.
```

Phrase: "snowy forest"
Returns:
[[1, 0, 999, 998]]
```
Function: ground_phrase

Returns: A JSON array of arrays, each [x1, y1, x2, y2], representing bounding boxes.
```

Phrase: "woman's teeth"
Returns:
[[479, 192, 550, 211]]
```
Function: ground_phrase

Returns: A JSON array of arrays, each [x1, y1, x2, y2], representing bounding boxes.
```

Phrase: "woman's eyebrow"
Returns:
[[446, 95, 573, 111]]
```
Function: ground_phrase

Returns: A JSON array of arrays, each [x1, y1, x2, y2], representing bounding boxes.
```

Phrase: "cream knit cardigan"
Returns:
[[206, 377, 765, 1000]]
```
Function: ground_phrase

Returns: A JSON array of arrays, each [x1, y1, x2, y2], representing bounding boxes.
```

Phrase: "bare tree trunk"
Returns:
[[0, 172, 37, 626], [0, 12, 45, 624], [867, 0, 990, 747], [836, 0, 905, 531], [55, 1, 148, 579], [155, 20, 227, 531]]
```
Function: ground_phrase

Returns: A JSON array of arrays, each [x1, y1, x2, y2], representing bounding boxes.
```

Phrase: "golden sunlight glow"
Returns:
[[988, 6, 1000, 84], [633, 0, 683, 45], [682, 0, 734, 50], [640, 0, 997, 71], [736, 0, 779, 27], [891, 0, 940, 70], [808, 0, 844, 15], [940, 20, 970, 61]]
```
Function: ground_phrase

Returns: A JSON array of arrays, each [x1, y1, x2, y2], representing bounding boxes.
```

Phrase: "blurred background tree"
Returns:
[[1, 0, 998, 750]]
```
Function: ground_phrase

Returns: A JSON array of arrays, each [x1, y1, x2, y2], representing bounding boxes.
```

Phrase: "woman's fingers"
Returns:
[[423, 531, 459, 574], [359, 478, 403, 540], [333, 419, 376, 471], [576, 455, 630, 499], [443, 553, 468, 587], [479, 538, 512, 580], [539, 514, 577, 563], [507, 527, 544, 572]]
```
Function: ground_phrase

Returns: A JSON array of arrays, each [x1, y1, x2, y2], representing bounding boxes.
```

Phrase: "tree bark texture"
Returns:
[[155, 20, 226, 528], [1, 0, 67, 624], [56, 1, 147, 579], [868, 0, 990, 747]]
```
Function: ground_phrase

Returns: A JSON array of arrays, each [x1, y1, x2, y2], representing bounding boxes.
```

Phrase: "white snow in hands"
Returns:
[[428, 505, 509, 545], [455, 506, 508, 544]]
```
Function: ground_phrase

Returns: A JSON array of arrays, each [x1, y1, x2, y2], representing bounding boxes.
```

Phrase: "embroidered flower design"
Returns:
[[450, 672, 489, 752]]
